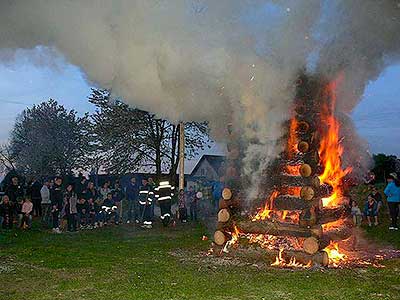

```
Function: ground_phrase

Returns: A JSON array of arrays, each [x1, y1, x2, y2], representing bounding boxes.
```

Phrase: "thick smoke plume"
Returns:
[[0, 0, 399, 200]]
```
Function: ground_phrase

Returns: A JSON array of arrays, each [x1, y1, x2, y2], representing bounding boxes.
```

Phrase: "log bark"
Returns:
[[273, 195, 316, 210], [318, 207, 348, 224], [219, 199, 230, 210], [236, 220, 323, 238], [218, 209, 231, 223]]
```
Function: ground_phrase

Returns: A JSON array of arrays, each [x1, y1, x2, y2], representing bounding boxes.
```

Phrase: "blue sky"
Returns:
[[0, 51, 399, 172]]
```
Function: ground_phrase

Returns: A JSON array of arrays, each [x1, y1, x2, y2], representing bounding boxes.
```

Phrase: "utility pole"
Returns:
[[179, 122, 185, 190]]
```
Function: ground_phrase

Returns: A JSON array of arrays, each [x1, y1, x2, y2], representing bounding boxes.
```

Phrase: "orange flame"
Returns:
[[253, 191, 279, 221], [318, 78, 352, 207], [323, 241, 346, 266], [271, 248, 312, 268]]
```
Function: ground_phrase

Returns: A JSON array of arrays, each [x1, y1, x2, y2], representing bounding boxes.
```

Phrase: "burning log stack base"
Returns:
[[213, 73, 351, 268]]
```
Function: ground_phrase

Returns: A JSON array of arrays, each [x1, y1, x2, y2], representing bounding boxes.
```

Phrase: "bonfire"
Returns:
[[211, 72, 394, 269]]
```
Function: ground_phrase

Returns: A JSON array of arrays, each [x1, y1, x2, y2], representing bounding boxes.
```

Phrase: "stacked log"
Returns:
[[212, 74, 349, 267]]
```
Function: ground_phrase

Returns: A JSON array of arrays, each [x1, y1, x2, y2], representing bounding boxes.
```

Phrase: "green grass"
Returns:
[[1, 221, 400, 300]]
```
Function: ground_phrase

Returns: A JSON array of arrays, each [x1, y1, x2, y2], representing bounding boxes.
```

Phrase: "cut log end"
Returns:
[[303, 237, 319, 254], [222, 188, 232, 200], [214, 230, 227, 246], [218, 208, 231, 223]]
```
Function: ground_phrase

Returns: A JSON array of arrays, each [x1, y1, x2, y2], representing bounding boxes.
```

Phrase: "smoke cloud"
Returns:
[[0, 0, 399, 200]]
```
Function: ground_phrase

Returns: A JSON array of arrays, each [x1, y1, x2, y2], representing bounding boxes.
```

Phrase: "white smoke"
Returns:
[[0, 0, 399, 199]]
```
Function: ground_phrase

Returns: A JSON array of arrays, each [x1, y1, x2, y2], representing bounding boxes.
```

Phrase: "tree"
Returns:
[[0, 143, 16, 173], [88, 89, 211, 179], [372, 153, 399, 182], [10, 99, 91, 177]]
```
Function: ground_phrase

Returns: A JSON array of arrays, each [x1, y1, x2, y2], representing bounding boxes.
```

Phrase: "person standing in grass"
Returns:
[[351, 200, 362, 227], [384, 173, 400, 230], [364, 195, 378, 227], [112, 181, 124, 224], [0, 195, 14, 229], [138, 179, 154, 229], [20, 197, 33, 229], [50, 177, 63, 234], [178, 189, 187, 223], [126, 176, 139, 224], [64, 184, 78, 232], [41, 180, 51, 227]]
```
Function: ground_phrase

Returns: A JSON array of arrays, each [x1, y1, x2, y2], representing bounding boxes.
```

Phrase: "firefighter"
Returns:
[[138, 179, 154, 229], [155, 180, 175, 227]]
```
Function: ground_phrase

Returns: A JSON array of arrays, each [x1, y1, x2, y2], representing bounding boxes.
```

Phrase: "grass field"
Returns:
[[0, 183, 399, 300], [0, 219, 400, 300]]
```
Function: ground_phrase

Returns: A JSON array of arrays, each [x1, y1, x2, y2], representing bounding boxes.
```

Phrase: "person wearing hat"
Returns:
[[384, 173, 400, 230], [155, 180, 175, 227]]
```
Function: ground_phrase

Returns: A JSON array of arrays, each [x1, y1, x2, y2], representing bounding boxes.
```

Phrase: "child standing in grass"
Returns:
[[351, 200, 362, 227], [364, 195, 378, 227], [20, 197, 33, 229]]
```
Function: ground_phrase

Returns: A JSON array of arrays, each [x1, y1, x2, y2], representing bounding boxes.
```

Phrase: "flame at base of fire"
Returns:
[[323, 241, 346, 266], [271, 248, 312, 269]]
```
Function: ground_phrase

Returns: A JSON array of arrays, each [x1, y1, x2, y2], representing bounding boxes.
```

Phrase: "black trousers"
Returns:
[[388, 202, 399, 228], [160, 201, 171, 226], [67, 213, 77, 231], [32, 198, 42, 216], [52, 210, 59, 229]]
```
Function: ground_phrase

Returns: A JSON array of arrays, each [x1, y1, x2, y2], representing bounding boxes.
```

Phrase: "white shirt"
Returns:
[[40, 185, 50, 204]]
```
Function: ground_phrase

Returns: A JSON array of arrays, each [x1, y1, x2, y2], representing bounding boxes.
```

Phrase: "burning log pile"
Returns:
[[213, 73, 355, 268]]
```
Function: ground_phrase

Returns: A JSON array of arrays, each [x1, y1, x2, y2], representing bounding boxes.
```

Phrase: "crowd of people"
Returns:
[[0, 174, 202, 232], [351, 172, 400, 230]]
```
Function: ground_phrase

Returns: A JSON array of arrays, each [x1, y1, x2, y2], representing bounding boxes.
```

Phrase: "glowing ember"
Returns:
[[318, 77, 352, 207], [284, 165, 301, 176], [287, 117, 299, 159], [324, 241, 346, 266], [282, 186, 302, 197], [322, 218, 347, 232]]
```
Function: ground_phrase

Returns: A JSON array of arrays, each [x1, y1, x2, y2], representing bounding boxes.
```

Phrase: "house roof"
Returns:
[[190, 155, 225, 177]]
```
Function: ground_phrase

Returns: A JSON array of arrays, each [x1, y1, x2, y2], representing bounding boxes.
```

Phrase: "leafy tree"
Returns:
[[88, 89, 211, 179], [372, 153, 399, 182], [10, 99, 91, 176]]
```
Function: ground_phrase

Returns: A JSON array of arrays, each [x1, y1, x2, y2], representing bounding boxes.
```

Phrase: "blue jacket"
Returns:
[[384, 182, 400, 203], [212, 181, 224, 200]]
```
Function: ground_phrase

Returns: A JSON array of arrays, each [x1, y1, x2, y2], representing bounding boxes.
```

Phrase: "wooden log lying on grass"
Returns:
[[236, 220, 323, 238]]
